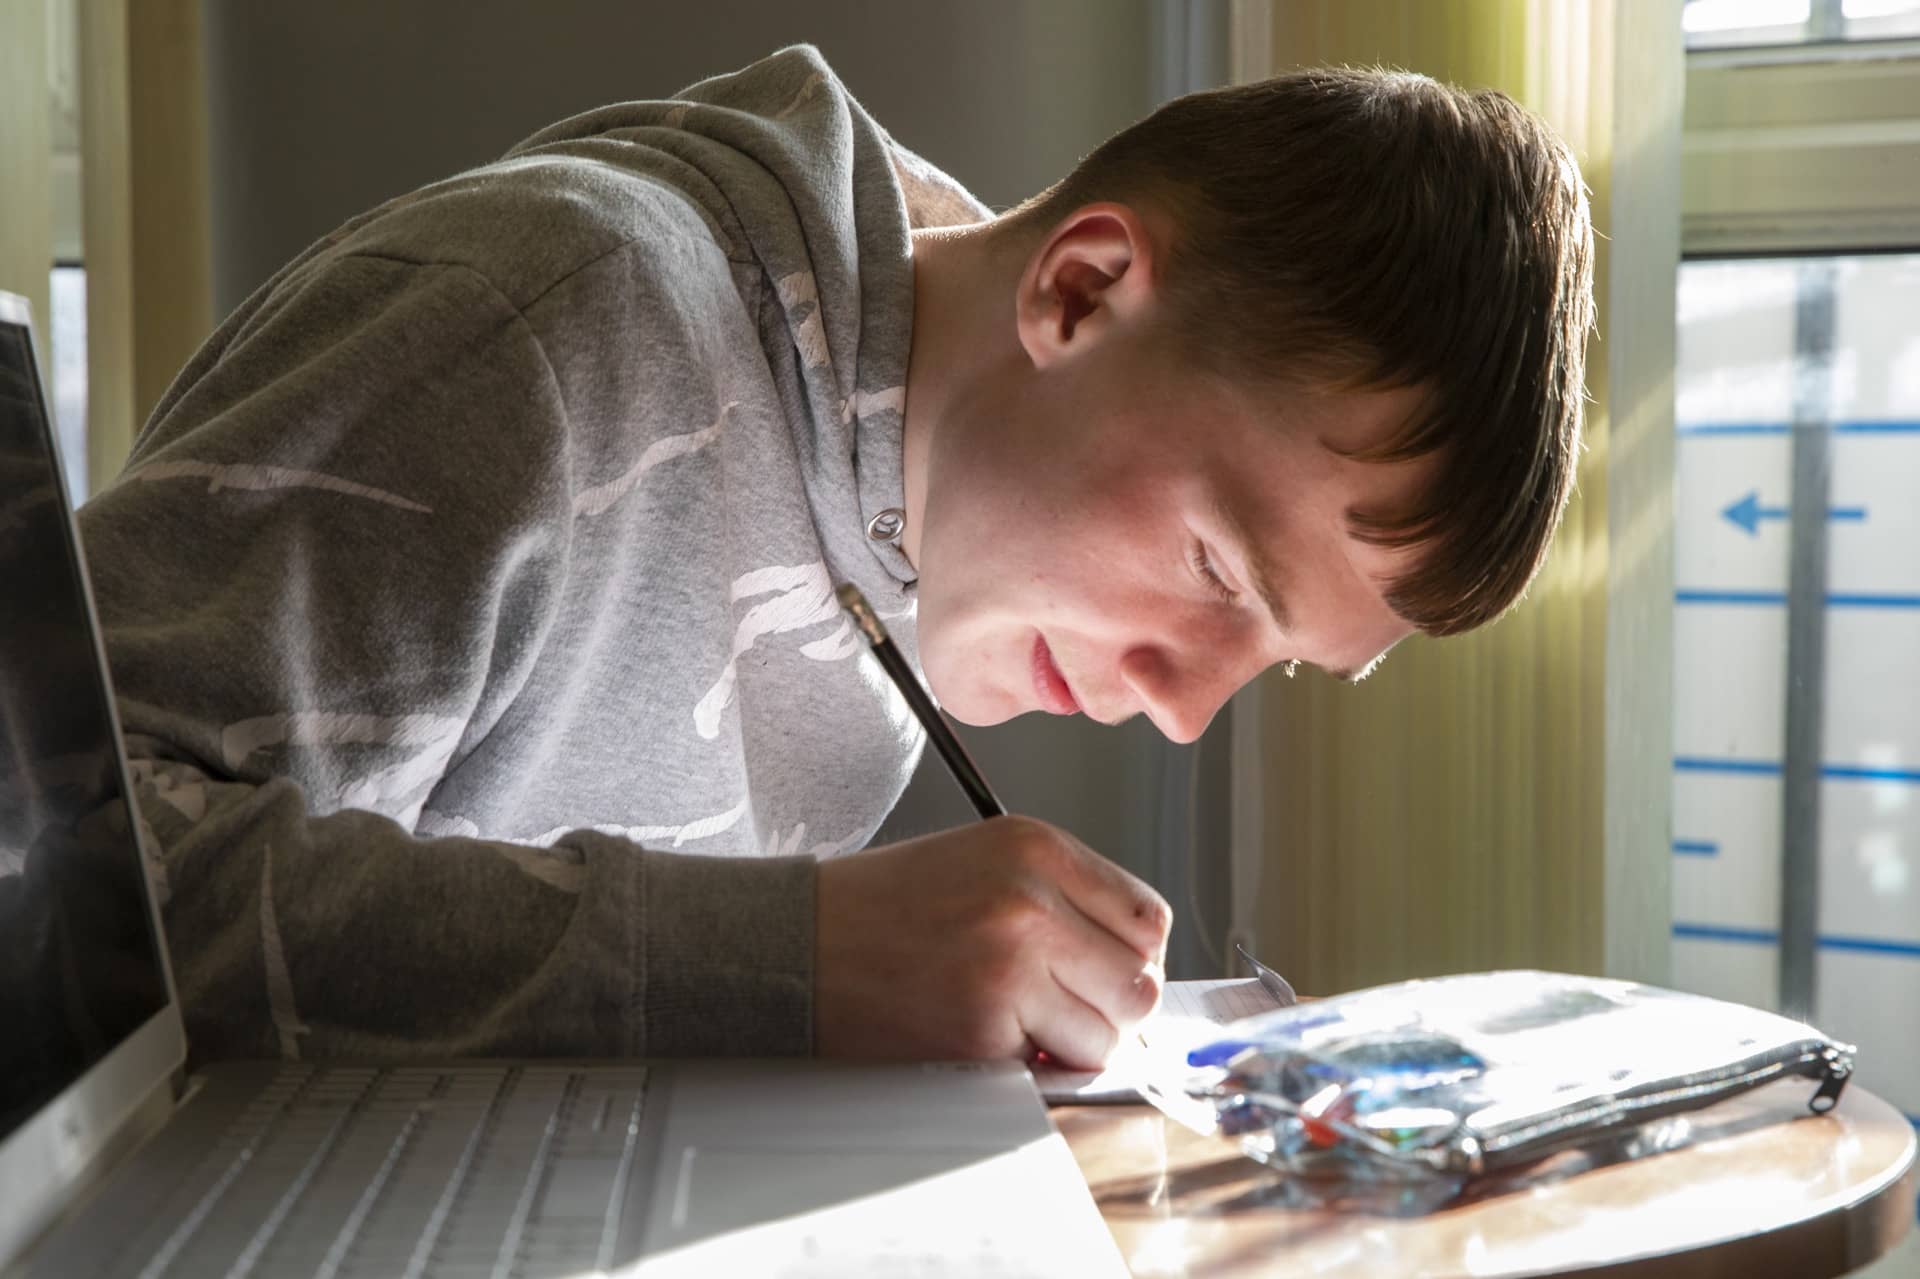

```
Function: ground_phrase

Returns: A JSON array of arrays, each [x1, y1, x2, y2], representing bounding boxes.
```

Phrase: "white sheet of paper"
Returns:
[[1030, 977, 1285, 1103]]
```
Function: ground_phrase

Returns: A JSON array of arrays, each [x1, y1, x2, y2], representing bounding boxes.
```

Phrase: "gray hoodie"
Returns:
[[77, 47, 990, 1062]]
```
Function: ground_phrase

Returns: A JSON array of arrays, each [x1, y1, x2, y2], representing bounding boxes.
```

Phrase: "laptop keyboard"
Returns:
[[121, 1064, 650, 1279]]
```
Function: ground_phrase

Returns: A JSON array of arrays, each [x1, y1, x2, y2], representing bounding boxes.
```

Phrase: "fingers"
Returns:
[[815, 818, 1174, 1066], [1021, 982, 1121, 1071], [1041, 827, 1172, 965], [1046, 900, 1164, 1035]]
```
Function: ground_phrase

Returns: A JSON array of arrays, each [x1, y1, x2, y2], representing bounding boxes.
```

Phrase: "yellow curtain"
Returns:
[[1, 0, 52, 331], [80, 0, 213, 490], [1244, 0, 1680, 992]]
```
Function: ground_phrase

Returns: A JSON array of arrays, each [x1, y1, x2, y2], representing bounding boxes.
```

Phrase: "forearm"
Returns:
[[135, 757, 814, 1062]]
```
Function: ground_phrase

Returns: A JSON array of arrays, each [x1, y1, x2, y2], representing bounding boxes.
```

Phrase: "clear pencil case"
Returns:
[[1147, 971, 1853, 1187]]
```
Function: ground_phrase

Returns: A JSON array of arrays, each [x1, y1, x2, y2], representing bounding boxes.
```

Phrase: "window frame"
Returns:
[[1683, 37, 1920, 256]]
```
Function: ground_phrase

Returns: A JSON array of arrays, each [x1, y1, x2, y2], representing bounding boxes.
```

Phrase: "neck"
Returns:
[[900, 222, 1023, 571]]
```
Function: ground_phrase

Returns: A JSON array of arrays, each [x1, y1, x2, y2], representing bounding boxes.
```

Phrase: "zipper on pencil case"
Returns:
[[1472, 1043, 1854, 1174]]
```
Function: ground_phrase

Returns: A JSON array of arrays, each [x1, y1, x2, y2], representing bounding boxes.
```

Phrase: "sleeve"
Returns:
[[77, 251, 815, 1062]]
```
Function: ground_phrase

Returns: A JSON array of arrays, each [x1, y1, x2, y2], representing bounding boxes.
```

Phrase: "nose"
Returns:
[[1117, 645, 1244, 744]]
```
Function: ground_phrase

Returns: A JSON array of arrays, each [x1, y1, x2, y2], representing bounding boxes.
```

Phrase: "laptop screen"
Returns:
[[0, 315, 170, 1141]]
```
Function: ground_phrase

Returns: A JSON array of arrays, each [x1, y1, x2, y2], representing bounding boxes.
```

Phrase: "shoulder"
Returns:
[[326, 150, 737, 315]]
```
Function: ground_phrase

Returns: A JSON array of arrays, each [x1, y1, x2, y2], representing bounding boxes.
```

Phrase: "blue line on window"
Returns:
[[1676, 589, 1787, 605], [1677, 421, 1920, 436], [1675, 590, 1920, 608], [1825, 594, 1920, 609], [1673, 840, 1719, 856], [1673, 922, 1776, 944], [1666, 921, 1920, 952], [1822, 764, 1920, 784], [1674, 757, 1783, 776], [1673, 925, 1920, 958], [1673, 757, 1920, 785], [1821, 933, 1920, 959]]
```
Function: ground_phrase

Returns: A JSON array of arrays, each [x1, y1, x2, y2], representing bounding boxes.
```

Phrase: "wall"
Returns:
[[203, 0, 1155, 315]]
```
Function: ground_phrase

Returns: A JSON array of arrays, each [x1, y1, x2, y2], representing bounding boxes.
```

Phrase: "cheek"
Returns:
[[911, 523, 1033, 676], [917, 430, 1179, 631], [913, 578, 1032, 726]]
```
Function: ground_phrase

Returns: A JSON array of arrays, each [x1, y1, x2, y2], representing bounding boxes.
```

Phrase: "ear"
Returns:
[[1014, 203, 1158, 371]]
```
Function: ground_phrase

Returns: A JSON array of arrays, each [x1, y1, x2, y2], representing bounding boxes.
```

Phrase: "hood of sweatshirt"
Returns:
[[506, 45, 992, 618]]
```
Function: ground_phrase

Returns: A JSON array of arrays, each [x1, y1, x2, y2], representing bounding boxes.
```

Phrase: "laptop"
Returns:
[[0, 291, 1131, 1278]]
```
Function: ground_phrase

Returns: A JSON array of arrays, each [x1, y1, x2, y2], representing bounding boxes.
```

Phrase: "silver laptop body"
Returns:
[[0, 291, 1128, 1278]]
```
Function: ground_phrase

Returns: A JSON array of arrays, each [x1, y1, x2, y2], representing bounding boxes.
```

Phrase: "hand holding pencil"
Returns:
[[810, 586, 1171, 1068]]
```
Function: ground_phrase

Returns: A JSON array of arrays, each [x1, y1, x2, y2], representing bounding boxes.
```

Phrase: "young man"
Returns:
[[78, 47, 1592, 1068]]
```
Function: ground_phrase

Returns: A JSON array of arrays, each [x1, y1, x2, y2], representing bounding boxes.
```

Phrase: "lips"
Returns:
[[1030, 633, 1081, 715]]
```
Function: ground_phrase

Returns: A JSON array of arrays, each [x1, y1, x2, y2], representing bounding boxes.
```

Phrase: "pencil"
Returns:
[[836, 583, 1007, 819]]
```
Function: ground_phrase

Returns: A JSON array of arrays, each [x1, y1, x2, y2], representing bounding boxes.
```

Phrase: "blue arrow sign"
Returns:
[[1721, 490, 1867, 537]]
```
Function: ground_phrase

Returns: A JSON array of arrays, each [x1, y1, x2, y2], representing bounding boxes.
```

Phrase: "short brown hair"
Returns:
[[1007, 66, 1595, 636]]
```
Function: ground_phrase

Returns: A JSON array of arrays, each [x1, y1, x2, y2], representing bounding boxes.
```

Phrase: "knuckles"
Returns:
[[986, 814, 1071, 873], [1123, 963, 1164, 1023], [1136, 891, 1174, 945]]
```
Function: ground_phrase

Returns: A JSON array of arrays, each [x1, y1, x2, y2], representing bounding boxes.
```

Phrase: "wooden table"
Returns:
[[1055, 1079, 1916, 1278]]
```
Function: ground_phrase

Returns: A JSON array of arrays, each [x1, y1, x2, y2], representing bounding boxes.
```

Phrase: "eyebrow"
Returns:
[[1214, 500, 1294, 637], [1214, 500, 1384, 687]]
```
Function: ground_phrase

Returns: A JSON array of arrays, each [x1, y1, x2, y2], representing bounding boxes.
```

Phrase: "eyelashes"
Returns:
[[1191, 539, 1298, 678], [1189, 540, 1237, 603]]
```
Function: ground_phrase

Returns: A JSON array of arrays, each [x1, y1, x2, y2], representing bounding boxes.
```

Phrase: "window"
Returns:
[[49, 266, 86, 504], [1672, 11, 1920, 1263], [1684, 0, 1920, 49], [1673, 253, 1920, 1008], [49, 0, 85, 502]]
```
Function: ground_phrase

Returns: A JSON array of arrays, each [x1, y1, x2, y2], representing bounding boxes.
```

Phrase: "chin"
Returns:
[[932, 685, 1020, 728], [922, 660, 1019, 727]]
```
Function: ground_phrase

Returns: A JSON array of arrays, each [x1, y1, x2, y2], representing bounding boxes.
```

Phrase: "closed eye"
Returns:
[[1189, 540, 1237, 602]]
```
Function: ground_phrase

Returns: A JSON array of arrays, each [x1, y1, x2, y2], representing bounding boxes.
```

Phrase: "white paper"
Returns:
[[1031, 977, 1285, 1103]]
